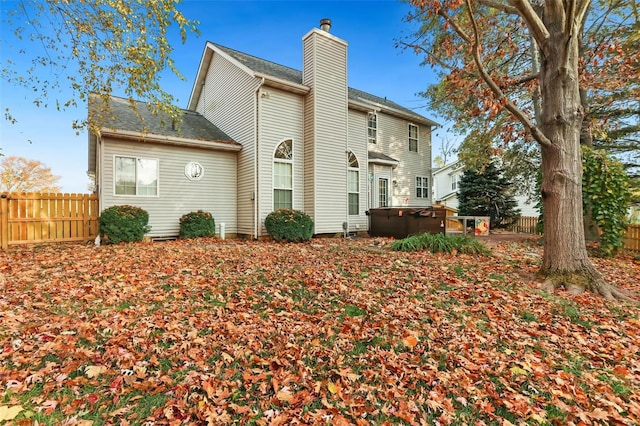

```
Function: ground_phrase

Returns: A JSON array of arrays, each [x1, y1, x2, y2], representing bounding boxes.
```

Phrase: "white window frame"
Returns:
[[408, 124, 418, 152], [113, 155, 159, 197], [273, 139, 293, 210], [416, 176, 429, 198], [451, 173, 460, 191], [367, 113, 377, 144], [347, 151, 359, 215]]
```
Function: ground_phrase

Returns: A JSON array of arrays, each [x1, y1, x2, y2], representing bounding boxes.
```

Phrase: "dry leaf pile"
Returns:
[[1, 238, 639, 425]]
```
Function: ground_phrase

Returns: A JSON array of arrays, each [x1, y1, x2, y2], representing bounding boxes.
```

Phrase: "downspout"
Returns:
[[366, 110, 378, 232], [254, 77, 265, 239], [344, 103, 349, 238]]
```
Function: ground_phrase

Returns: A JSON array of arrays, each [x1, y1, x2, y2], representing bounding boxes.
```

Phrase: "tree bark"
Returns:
[[538, 9, 586, 266], [537, 8, 632, 301]]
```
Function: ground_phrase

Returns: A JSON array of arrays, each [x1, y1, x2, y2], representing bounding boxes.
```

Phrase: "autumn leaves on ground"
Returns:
[[1, 238, 639, 425]]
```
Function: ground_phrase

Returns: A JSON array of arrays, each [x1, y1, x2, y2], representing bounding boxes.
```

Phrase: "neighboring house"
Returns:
[[88, 20, 438, 238], [432, 160, 540, 217], [432, 160, 465, 211]]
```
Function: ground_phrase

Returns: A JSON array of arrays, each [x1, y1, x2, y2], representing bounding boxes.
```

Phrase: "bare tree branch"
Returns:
[[576, 0, 593, 25], [566, 0, 577, 33], [508, 0, 550, 49], [438, 9, 472, 43]]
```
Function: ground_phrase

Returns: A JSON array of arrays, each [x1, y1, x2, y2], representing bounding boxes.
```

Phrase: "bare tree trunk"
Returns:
[[537, 8, 628, 300]]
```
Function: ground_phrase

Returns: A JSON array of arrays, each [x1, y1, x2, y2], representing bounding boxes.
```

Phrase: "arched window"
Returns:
[[347, 151, 359, 215], [273, 139, 293, 210]]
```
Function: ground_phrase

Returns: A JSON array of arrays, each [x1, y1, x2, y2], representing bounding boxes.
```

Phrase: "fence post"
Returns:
[[1, 193, 8, 250], [83, 194, 90, 239]]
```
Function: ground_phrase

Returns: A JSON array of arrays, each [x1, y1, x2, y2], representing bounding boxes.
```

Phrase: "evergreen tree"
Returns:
[[458, 162, 521, 229]]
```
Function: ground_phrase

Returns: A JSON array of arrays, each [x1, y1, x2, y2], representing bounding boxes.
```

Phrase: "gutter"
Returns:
[[99, 129, 242, 152], [255, 73, 310, 95], [368, 158, 399, 168]]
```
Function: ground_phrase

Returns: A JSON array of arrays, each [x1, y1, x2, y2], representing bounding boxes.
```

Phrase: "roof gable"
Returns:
[[433, 160, 464, 176], [188, 42, 438, 127]]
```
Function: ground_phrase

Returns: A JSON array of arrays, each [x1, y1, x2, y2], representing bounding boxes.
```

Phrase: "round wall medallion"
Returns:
[[185, 162, 204, 181]]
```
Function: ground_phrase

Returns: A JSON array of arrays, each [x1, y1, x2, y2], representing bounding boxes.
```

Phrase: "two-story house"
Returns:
[[88, 19, 438, 239]]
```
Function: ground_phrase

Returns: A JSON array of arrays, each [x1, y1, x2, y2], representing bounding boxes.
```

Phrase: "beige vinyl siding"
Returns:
[[302, 36, 316, 224], [195, 51, 261, 235], [303, 30, 349, 234], [377, 113, 432, 207], [257, 87, 305, 235], [347, 109, 368, 232], [100, 138, 237, 237]]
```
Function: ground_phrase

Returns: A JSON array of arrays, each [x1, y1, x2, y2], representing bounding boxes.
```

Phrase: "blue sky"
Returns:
[[1, 0, 446, 193]]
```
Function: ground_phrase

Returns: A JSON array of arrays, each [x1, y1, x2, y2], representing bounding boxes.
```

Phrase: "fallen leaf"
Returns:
[[0, 405, 23, 421], [276, 386, 293, 402], [402, 335, 419, 349], [510, 366, 528, 376], [85, 365, 107, 378]]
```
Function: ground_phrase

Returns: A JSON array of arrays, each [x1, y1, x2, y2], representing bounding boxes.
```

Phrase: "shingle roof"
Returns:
[[214, 44, 303, 85], [212, 43, 437, 126], [93, 95, 238, 145], [368, 151, 399, 163]]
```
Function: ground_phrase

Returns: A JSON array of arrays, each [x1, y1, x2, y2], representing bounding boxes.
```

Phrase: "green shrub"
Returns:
[[390, 232, 491, 256], [179, 210, 216, 238], [264, 208, 314, 242], [99, 205, 151, 244]]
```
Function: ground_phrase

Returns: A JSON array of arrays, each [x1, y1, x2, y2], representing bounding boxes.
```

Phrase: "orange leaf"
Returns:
[[402, 335, 418, 349]]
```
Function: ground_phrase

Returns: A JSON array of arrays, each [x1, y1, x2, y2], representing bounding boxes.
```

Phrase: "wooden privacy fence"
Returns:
[[626, 225, 640, 253], [0, 192, 99, 249], [509, 216, 640, 253], [508, 216, 541, 235]]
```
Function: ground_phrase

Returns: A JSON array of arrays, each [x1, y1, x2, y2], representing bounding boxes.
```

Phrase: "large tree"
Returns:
[[406, 1, 634, 300], [0, 156, 61, 192], [1, 0, 198, 134], [414, 1, 638, 199]]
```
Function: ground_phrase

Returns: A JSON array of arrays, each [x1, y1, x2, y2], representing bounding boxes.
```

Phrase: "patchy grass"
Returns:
[[0, 238, 639, 425]]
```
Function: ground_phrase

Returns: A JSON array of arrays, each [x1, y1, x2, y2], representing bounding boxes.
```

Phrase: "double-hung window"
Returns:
[[416, 176, 429, 198], [273, 139, 293, 210], [347, 152, 359, 215], [114, 156, 158, 196], [451, 173, 459, 191], [367, 113, 377, 144], [408, 124, 418, 152]]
